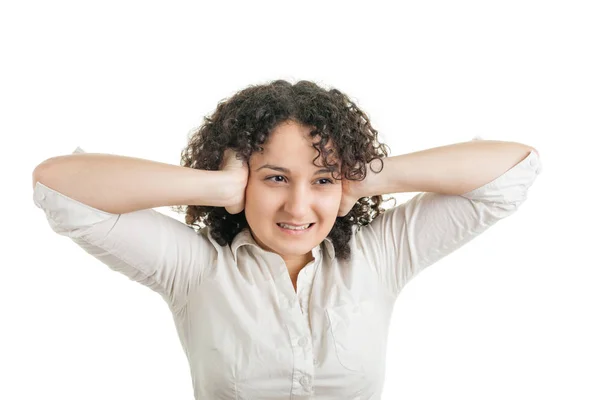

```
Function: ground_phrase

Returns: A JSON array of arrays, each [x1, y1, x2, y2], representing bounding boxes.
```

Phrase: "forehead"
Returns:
[[251, 121, 338, 167]]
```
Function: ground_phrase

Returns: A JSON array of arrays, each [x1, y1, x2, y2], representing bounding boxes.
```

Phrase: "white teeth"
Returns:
[[278, 223, 311, 230]]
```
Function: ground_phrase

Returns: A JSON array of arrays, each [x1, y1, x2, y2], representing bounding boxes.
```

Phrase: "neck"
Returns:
[[285, 253, 315, 277]]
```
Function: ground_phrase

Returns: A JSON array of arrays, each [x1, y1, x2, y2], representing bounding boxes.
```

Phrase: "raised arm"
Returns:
[[32, 147, 242, 312], [351, 138, 542, 296], [32, 147, 240, 214]]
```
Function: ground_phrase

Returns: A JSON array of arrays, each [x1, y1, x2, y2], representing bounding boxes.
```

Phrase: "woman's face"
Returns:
[[245, 120, 342, 264]]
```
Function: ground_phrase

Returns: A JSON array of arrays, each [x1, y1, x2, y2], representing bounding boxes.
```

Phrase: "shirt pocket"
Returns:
[[325, 299, 384, 373]]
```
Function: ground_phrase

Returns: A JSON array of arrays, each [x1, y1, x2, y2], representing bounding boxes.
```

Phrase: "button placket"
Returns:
[[285, 256, 319, 396], [284, 298, 315, 396]]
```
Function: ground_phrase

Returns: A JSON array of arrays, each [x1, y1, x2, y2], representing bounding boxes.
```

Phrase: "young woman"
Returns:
[[32, 79, 541, 399]]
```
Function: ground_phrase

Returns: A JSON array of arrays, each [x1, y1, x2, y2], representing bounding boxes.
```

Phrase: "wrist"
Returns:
[[358, 158, 386, 198], [221, 170, 247, 206]]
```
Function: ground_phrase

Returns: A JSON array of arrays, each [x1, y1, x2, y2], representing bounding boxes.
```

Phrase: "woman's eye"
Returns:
[[265, 176, 333, 185], [266, 175, 286, 183], [316, 178, 334, 185]]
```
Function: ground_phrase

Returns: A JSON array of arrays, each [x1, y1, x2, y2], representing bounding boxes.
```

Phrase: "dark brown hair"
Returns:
[[171, 79, 395, 261]]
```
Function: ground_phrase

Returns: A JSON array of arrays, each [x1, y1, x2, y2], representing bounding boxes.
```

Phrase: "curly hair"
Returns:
[[171, 79, 396, 262]]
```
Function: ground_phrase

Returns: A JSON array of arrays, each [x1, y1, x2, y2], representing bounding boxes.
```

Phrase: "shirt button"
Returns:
[[298, 337, 308, 347], [313, 358, 318, 366], [300, 375, 311, 387], [40, 193, 46, 200]]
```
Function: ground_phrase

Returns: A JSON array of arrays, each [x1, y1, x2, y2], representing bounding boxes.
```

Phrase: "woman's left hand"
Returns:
[[337, 177, 361, 217], [337, 159, 382, 217], [338, 159, 383, 217]]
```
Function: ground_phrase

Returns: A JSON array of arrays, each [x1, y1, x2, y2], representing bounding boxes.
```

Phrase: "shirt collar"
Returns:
[[231, 226, 335, 263]]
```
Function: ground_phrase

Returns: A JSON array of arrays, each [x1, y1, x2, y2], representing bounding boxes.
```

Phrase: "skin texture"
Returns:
[[245, 120, 342, 281]]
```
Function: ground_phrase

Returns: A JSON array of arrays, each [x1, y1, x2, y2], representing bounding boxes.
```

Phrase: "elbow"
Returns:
[[524, 144, 539, 157], [32, 165, 45, 190], [32, 158, 57, 189]]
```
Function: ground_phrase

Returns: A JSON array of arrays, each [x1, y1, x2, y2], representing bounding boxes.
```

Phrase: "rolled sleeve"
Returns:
[[32, 148, 216, 312], [355, 148, 542, 297]]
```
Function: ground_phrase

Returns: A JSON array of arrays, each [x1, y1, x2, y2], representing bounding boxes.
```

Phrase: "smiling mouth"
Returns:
[[276, 222, 315, 232]]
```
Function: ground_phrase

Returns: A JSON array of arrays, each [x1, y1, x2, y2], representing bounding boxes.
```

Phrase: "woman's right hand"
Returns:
[[219, 148, 249, 214]]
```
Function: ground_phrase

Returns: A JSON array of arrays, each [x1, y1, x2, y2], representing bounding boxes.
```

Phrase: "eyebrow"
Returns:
[[256, 164, 337, 176]]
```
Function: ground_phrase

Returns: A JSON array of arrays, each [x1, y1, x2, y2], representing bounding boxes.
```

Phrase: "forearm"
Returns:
[[363, 140, 538, 196], [32, 153, 237, 214]]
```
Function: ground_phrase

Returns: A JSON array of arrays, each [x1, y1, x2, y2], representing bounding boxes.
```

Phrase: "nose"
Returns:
[[282, 184, 311, 219]]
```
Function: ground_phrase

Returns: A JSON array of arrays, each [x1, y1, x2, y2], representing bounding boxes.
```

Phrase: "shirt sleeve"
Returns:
[[354, 145, 542, 297], [32, 147, 217, 313]]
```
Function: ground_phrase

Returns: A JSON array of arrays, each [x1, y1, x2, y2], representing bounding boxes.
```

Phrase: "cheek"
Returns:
[[244, 181, 277, 212], [319, 191, 343, 215]]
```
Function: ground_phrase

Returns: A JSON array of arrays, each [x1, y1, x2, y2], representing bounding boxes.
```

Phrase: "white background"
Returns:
[[2, 0, 598, 399]]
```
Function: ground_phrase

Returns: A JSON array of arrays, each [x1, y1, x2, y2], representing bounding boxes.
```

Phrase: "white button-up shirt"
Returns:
[[32, 145, 542, 399]]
